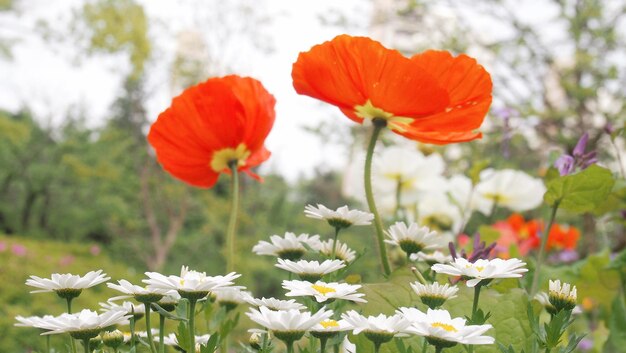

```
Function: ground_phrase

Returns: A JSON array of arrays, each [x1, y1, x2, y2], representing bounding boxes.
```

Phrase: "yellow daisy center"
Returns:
[[312, 284, 336, 296], [320, 320, 339, 329], [210, 143, 251, 172], [354, 100, 413, 132], [431, 322, 458, 332], [466, 264, 485, 272]]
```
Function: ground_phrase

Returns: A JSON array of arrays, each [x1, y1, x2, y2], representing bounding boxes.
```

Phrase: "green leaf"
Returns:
[[543, 165, 615, 213], [354, 269, 533, 353], [151, 303, 188, 321], [602, 294, 626, 353]]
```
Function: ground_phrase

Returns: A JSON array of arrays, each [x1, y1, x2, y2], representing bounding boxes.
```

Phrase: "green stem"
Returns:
[[610, 136, 626, 179], [287, 340, 295, 353], [471, 285, 482, 320], [46, 335, 50, 353], [530, 201, 560, 295], [320, 337, 328, 353], [189, 299, 197, 353], [468, 285, 482, 353], [221, 331, 230, 353], [82, 338, 90, 353], [364, 119, 391, 276], [435, 345, 444, 353], [226, 161, 240, 273], [395, 178, 404, 221], [67, 298, 77, 353], [411, 266, 428, 285], [159, 314, 165, 353], [331, 227, 341, 259], [374, 341, 382, 353], [144, 303, 158, 353], [130, 316, 137, 351]]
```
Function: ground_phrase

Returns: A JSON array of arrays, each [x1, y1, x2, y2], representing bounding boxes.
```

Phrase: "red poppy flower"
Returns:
[[148, 75, 276, 188], [292, 35, 492, 144]]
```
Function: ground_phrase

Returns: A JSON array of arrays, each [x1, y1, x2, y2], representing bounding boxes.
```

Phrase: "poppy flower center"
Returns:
[[354, 100, 413, 132], [210, 143, 251, 172]]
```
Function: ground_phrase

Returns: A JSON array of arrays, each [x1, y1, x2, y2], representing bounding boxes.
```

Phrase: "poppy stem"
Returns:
[[364, 119, 391, 276], [226, 161, 240, 273], [530, 201, 560, 295]]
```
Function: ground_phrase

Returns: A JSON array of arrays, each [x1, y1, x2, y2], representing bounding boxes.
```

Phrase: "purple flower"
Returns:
[[578, 338, 593, 351], [554, 133, 598, 175], [572, 132, 589, 157], [555, 155, 575, 176], [449, 233, 496, 263]]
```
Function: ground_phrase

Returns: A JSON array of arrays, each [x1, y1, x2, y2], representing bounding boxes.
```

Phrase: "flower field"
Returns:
[[2, 1, 626, 353]]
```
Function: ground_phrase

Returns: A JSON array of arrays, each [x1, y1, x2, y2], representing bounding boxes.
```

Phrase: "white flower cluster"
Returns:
[[342, 146, 546, 236]]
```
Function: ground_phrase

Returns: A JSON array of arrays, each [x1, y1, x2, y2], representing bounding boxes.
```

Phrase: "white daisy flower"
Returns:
[[475, 169, 546, 212], [136, 329, 159, 339], [341, 310, 411, 346], [213, 287, 251, 311], [311, 319, 353, 333], [385, 222, 445, 255], [401, 308, 494, 347], [243, 296, 306, 311], [410, 251, 453, 265], [161, 332, 211, 348], [431, 257, 528, 287], [107, 279, 168, 303], [548, 279, 577, 312], [283, 280, 366, 303], [304, 204, 373, 228], [26, 270, 110, 299], [100, 301, 144, 320], [246, 306, 332, 343], [310, 319, 353, 339], [15, 315, 56, 329], [32, 309, 130, 339], [341, 337, 356, 353], [252, 232, 321, 261], [319, 239, 356, 263], [143, 266, 240, 300], [410, 282, 458, 309], [276, 259, 346, 281]]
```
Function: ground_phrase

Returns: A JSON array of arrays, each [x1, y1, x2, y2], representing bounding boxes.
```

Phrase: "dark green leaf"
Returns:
[[543, 165, 615, 213]]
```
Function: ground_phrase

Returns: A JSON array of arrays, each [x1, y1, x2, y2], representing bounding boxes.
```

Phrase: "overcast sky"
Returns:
[[0, 0, 370, 181]]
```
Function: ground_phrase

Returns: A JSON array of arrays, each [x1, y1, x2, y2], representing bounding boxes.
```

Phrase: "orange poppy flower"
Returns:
[[148, 75, 276, 188], [292, 35, 492, 144]]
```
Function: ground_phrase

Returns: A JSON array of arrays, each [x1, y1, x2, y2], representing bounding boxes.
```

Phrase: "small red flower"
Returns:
[[292, 35, 492, 144], [148, 75, 276, 188]]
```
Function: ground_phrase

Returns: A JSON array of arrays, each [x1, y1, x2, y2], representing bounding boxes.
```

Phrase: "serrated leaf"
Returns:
[[543, 165, 615, 213]]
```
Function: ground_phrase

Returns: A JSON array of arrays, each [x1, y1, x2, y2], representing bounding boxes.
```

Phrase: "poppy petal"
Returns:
[[398, 129, 483, 145], [292, 35, 449, 120], [409, 51, 492, 132]]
